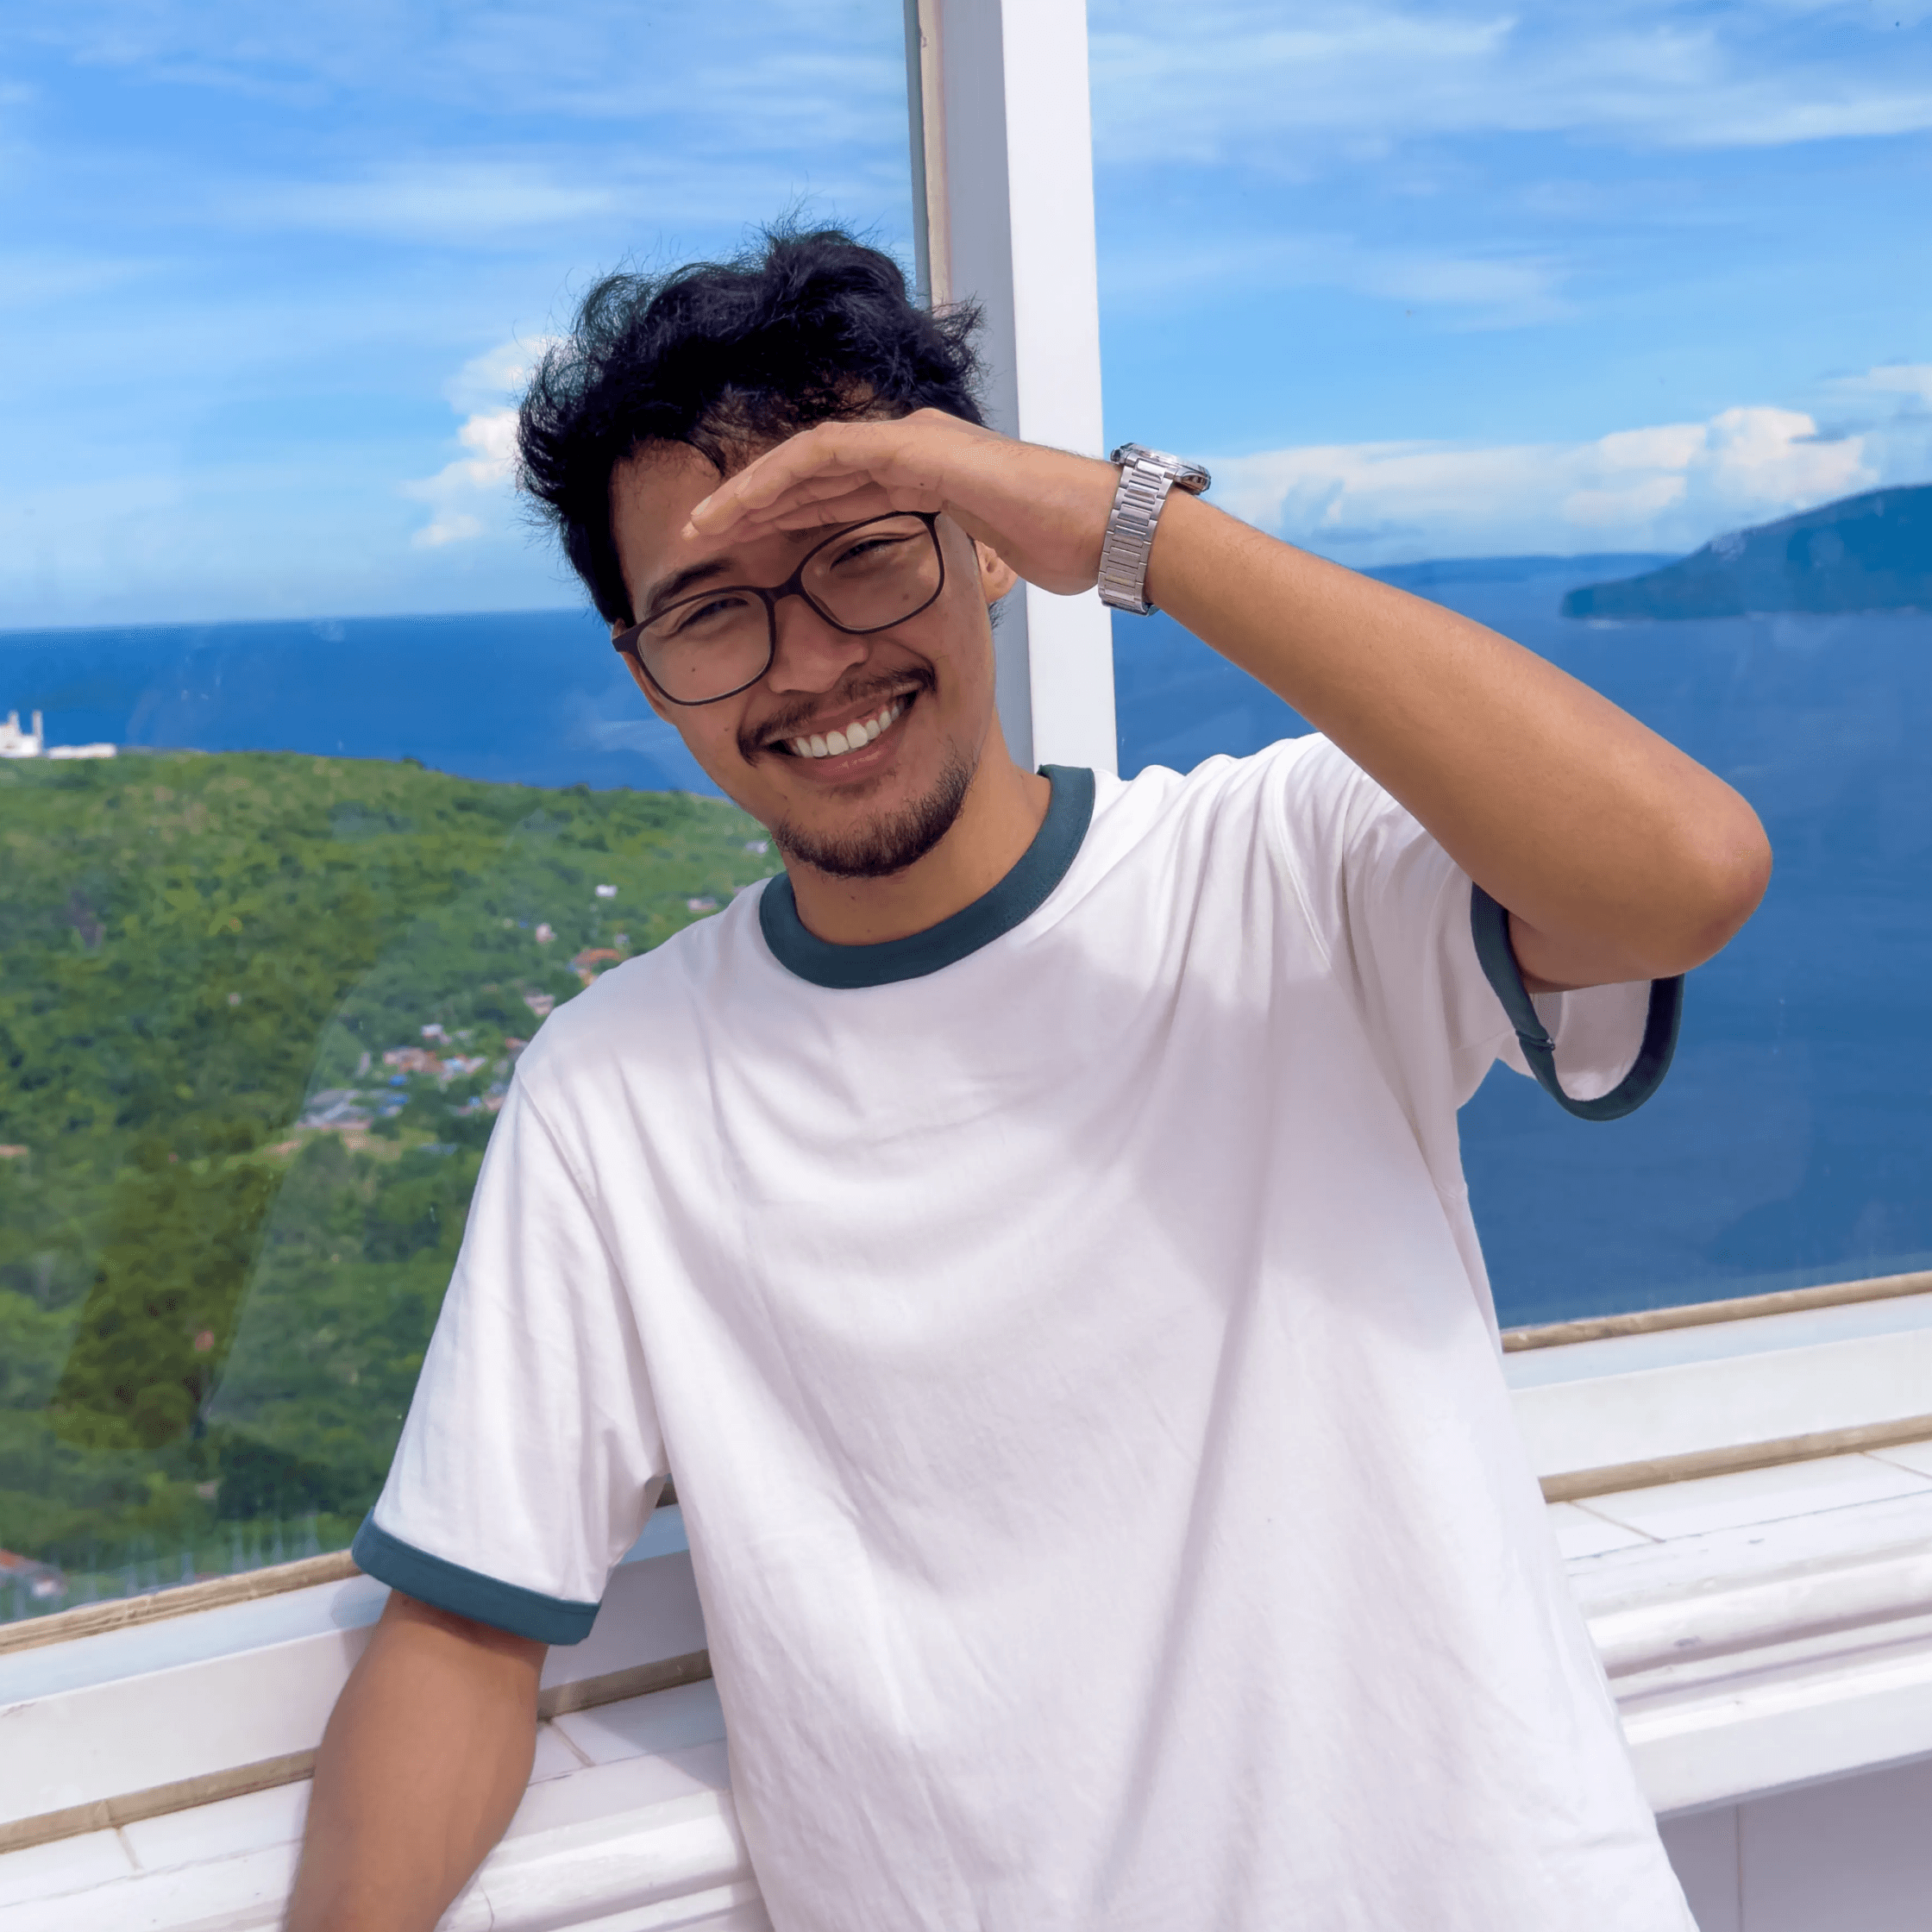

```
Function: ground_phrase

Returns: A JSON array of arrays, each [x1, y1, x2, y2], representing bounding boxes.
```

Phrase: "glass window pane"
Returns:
[[0, 1, 914, 1623], [1092, 2, 1932, 1326]]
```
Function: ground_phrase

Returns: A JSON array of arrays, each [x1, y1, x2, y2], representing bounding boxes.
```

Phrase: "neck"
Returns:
[[784, 721, 1051, 946]]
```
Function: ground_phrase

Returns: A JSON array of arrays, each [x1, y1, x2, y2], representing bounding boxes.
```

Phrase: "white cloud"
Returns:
[[1206, 389, 1916, 563], [0, 250, 149, 312], [29, 0, 906, 132], [220, 136, 908, 247], [401, 337, 555, 549], [229, 162, 617, 242], [403, 407, 517, 549], [1826, 361, 1932, 407], [35, 4, 913, 250], [1088, 1, 1932, 162], [1806, 362, 1932, 491], [1103, 229, 1571, 327], [445, 336, 555, 415]]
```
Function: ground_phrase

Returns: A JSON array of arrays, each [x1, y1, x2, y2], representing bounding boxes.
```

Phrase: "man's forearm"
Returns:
[[1145, 490, 1771, 988], [285, 1591, 544, 1932]]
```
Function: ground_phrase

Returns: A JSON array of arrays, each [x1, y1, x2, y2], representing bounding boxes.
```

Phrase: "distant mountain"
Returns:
[[1370, 553, 1675, 593], [1560, 484, 1932, 620]]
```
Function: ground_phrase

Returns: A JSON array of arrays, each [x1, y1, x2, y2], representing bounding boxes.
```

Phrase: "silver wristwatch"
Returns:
[[1096, 443, 1211, 615]]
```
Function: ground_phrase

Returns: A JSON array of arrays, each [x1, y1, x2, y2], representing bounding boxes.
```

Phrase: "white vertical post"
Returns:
[[905, 0, 1116, 775]]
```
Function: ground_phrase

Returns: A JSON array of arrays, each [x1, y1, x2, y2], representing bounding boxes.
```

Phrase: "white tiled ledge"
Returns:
[[12, 1302, 1932, 1926], [0, 1681, 768, 1932], [1507, 1289, 1932, 1479], [0, 1509, 702, 1831], [16, 1460, 1932, 1929], [1580, 1483, 1932, 1676], [1552, 1446, 1932, 1816]]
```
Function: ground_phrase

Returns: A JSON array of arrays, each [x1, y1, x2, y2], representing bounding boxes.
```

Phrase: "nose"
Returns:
[[763, 591, 870, 695]]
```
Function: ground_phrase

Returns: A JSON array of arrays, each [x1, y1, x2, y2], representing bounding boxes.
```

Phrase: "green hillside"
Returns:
[[1561, 482, 1932, 620], [0, 750, 776, 1615]]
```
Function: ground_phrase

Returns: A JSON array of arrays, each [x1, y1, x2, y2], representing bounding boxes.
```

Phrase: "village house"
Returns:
[[571, 946, 624, 988]]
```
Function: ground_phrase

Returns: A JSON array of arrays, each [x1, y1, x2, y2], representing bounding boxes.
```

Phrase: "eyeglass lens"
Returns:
[[637, 515, 942, 703]]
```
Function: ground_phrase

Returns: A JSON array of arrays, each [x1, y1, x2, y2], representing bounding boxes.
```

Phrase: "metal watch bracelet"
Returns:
[[1096, 444, 1211, 616]]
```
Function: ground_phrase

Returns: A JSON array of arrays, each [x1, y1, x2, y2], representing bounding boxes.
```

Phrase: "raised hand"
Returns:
[[683, 409, 1120, 598]]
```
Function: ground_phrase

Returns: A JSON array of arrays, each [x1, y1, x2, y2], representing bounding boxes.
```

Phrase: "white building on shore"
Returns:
[[0, 707, 116, 760]]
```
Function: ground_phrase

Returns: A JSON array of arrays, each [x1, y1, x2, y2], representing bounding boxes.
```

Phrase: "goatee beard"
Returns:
[[772, 746, 975, 881]]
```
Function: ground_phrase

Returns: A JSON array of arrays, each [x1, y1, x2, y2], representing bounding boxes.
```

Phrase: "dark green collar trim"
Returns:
[[759, 765, 1095, 989]]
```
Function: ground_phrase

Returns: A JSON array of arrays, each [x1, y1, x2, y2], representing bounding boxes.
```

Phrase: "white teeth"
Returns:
[[787, 699, 906, 758]]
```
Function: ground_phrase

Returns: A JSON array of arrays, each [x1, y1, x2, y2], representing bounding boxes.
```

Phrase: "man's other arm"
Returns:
[[285, 1590, 543, 1932], [1142, 491, 1771, 991]]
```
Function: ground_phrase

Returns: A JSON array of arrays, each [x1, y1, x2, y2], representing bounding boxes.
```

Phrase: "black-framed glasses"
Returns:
[[612, 511, 947, 706]]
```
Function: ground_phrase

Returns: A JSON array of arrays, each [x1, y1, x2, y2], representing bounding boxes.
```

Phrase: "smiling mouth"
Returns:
[[781, 696, 910, 762]]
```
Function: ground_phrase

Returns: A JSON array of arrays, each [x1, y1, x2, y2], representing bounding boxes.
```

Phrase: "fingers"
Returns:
[[688, 426, 868, 526], [744, 467, 889, 518], [757, 482, 906, 531], [687, 419, 939, 539], [687, 470, 861, 539], [681, 471, 900, 542]]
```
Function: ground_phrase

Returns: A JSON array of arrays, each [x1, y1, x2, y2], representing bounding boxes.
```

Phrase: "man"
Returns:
[[288, 229, 1768, 1930]]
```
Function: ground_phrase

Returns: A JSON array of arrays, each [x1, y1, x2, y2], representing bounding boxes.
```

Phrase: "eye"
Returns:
[[660, 590, 756, 637], [828, 531, 916, 572]]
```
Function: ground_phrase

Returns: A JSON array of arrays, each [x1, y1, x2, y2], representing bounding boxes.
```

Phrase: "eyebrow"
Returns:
[[638, 556, 738, 624], [637, 522, 854, 625]]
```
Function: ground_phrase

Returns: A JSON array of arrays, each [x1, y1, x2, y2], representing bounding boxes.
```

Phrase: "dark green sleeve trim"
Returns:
[[1469, 883, 1682, 1122], [351, 1515, 600, 1646]]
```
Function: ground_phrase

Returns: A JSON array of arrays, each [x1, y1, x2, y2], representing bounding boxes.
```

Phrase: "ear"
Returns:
[[972, 539, 1019, 605]]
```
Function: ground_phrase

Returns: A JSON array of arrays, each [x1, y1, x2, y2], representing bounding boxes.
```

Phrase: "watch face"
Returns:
[[1111, 443, 1211, 493]]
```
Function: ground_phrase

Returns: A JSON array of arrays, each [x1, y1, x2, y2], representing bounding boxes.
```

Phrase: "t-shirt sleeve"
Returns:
[[352, 1078, 668, 1644], [1267, 736, 1661, 1126]]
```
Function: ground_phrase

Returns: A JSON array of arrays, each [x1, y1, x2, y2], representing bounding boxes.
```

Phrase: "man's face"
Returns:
[[608, 439, 1016, 877]]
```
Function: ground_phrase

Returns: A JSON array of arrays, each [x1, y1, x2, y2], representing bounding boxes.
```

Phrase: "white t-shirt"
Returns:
[[359, 738, 1693, 1931]]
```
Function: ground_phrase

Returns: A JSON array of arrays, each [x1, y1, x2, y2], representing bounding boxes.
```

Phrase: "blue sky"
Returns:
[[2, 0, 1928, 625], [1095, 1, 1932, 564]]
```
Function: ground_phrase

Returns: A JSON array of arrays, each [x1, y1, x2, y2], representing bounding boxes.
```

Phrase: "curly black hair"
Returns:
[[518, 226, 984, 626]]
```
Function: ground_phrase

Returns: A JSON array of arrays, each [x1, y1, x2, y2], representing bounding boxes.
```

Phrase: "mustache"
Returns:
[[742, 668, 936, 759]]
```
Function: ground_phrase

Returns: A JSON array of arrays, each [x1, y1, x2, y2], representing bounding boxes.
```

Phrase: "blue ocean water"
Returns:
[[0, 610, 713, 794], [1119, 571, 1932, 1327], [5, 569, 1930, 1327]]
